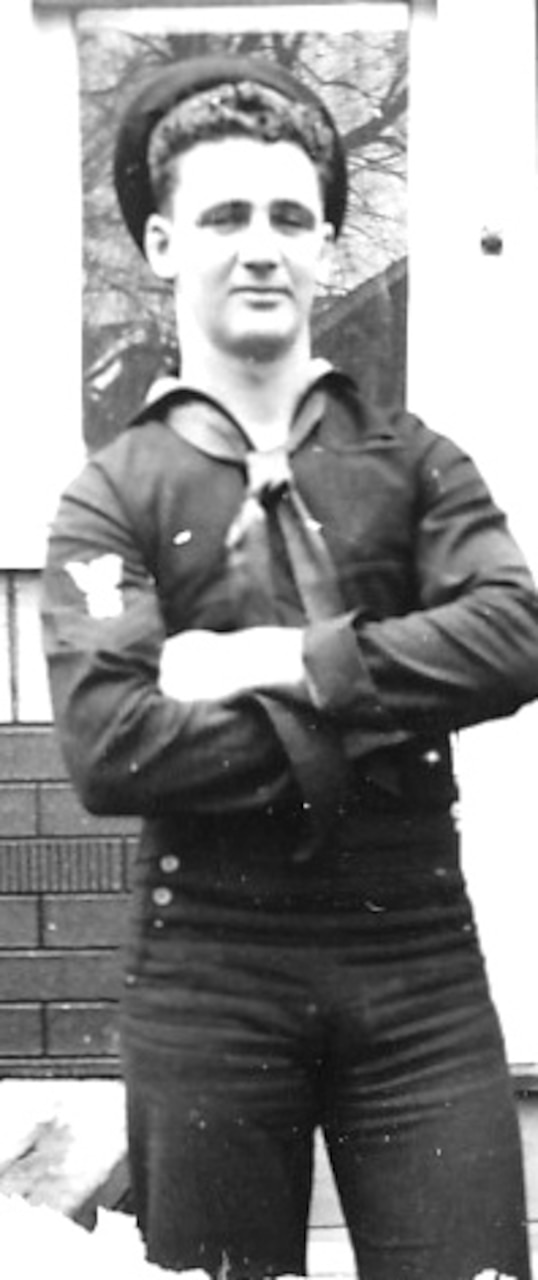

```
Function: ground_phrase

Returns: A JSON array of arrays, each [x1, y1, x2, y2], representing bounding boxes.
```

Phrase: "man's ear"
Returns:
[[144, 213, 177, 281], [317, 222, 336, 288]]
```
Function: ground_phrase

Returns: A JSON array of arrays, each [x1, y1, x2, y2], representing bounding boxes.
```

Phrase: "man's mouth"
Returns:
[[233, 285, 290, 297], [232, 287, 291, 307]]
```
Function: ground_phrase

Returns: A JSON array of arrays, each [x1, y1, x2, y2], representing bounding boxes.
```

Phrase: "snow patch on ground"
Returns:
[[0, 1196, 314, 1280]]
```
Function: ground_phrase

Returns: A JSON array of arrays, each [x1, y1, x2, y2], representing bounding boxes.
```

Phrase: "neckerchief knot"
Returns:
[[246, 446, 291, 508]]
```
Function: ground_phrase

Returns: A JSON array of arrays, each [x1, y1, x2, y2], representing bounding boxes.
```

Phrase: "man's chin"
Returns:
[[226, 326, 296, 363]]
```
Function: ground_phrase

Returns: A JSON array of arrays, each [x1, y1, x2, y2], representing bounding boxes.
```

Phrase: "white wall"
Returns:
[[0, 1, 84, 569], [408, 0, 538, 1065]]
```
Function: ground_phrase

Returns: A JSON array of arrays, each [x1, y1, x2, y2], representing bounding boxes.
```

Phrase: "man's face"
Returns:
[[145, 136, 334, 363]]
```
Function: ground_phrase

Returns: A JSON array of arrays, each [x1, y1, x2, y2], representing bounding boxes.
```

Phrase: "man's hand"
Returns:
[[160, 627, 304, 702]]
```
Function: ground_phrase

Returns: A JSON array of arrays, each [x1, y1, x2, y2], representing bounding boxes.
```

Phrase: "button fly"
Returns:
[[152, 886, 173, 907], [160, 854, 180, 874]]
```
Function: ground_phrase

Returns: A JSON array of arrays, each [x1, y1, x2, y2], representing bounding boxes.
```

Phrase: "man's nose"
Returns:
[[238, 211, 281, 267]]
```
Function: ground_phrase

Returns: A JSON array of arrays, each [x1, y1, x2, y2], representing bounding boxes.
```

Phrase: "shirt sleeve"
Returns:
[[41, 458, 293, 817], [302, 427, 538, 740]]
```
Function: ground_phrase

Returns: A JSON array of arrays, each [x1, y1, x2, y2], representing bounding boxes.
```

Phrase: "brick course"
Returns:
[[0, 726, 136, 1076]]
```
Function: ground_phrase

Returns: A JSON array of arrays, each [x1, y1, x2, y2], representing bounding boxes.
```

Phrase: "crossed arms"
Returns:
[[41, 425, 538, 817]]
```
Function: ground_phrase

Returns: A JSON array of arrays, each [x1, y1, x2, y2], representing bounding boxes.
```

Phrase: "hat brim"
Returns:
[[113, 54, 348, 253]]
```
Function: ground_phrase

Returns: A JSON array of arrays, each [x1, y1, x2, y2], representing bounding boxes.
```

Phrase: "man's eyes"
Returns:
[[197, 202, 317, 232], [198, 203, 250, 230], [271, 203, 317, 231]]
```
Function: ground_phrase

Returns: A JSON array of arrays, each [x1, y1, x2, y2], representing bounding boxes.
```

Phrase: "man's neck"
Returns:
[[180, 341, 315, 451]]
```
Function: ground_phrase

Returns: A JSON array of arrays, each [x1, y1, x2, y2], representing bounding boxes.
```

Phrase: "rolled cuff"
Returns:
[[302, 613, 393, 731]]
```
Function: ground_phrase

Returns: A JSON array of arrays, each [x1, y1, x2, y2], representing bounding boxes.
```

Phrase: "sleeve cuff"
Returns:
[[302, 613, 392, 729]]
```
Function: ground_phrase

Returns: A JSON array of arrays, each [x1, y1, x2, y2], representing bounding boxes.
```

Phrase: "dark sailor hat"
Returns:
[[113, 53, 348, 253]]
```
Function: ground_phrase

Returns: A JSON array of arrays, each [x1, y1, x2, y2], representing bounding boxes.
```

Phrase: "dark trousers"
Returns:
[[121, 812, 531, 1279]]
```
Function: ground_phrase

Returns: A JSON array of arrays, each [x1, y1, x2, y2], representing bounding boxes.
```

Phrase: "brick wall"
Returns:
[[0, 727, 138, 1076]]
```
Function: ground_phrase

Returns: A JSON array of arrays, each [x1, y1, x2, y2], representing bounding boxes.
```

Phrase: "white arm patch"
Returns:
[[65, 553, 124, 619]]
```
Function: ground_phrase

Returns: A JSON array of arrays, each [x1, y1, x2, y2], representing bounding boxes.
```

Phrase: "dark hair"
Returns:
[[147, 80, 336, 210]]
